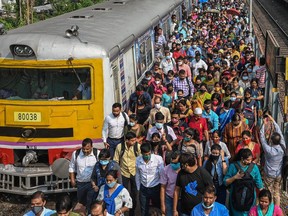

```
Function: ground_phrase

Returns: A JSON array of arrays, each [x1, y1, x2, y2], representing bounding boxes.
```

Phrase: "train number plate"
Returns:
[[14, 112, 42, 122]]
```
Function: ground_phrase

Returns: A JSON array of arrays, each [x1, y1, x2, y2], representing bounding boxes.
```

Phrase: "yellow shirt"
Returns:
[[231, 50, 240, 58], [114, 143, 141, 178]]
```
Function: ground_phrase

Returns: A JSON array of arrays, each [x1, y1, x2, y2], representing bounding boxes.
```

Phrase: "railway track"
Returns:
[[253, 0, 288, 55]]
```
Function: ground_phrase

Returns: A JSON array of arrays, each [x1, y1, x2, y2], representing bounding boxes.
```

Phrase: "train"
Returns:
[[0, 0, 193, 195]]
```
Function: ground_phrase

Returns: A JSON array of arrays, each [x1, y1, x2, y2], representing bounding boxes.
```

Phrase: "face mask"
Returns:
[[184, 136, 191, 142], [212, 101, 218, 106], [145, 76, 152, 80], [224, 109, 229, 112], [234, 59, 239, 63], [142, 154, 151, 161], [202, 202, 214, 209], [230, 97, 236, 102], [178, 96, 183, 99], [243, 138, 251, 145], [178, 62, 183, 66], [129, 122, 135, 127], [214, 87, 220, 92], [192, 45, 197, 49], [155, 122, 163, 129], [100, 160, 109, 166], [200, 89, 206, 93], [247, 69, 252, 73], [154, 103, 161, 109], [242, 76, 249, 80], [151, 141, 160, 147], [207, 76, 213, 80], [226, 55, 231, 59], [106, 181, 116, 188], [166, 56, 171, 60], [32, 206, 43, 215], [170, 162, 181, 171], [155, 80, 161, 85], [211, 155, 220, 161]]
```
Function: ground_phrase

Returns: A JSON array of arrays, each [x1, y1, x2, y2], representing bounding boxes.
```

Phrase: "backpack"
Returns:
[[122, 112, 128, 127], [75, 148, 98, 161], [231, 163, 255, 212], [119, 141, 140, 159]]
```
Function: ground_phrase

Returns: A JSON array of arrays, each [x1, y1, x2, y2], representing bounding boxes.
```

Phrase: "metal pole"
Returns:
[[249, 0, 252, 33]]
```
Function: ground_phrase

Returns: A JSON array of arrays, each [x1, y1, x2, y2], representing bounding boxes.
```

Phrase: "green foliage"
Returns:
[[0, 0, 103, 30]]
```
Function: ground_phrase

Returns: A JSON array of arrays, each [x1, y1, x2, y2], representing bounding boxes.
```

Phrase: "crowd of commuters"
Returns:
[[23, 0, 288, 216]]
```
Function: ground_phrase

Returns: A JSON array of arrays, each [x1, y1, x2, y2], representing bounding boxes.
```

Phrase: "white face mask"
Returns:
[[178, 62, 183, 66], [155, 80, 161, 85], [202, 202, 214, 209], [154, 103, 161, 109]]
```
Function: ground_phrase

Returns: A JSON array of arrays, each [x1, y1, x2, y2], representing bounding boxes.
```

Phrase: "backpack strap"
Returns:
[[186, 77, 191, 96], [133, 143, 140, 157], [279, 144, 287, 156], [75, 148, 81, 160], [93, 148, 98, 161], [122, 112, 128, 126], [234, 162, 241, 171], [120, 141, 125, 159], [246, 163, 255, 174]]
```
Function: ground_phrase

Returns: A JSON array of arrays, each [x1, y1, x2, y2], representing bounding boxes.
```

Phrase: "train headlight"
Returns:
[[10, 44, 35, 57]]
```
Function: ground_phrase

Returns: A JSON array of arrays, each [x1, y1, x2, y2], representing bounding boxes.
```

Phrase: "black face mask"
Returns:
[[167, 89, 173, 93], [200, 89, 206, 93], [207, 76, 213, 80], [178, 96, 183, 100], [210, 155, 220, 161]]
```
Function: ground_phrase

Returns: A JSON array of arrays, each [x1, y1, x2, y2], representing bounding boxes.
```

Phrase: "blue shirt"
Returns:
[[203, 157, 229, 186], [23, 208, 56, 216], [191, 202, 229, 216], [202, 110, 219, 133], [260, 121, 286, 178], [187, 47, 202, 61]]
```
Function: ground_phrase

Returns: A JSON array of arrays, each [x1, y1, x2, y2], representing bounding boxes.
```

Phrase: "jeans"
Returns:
[[181, 213, 190, 216], [107, 137, 123, 158], [76, 181, 94, 212], [122, 175, 138, 216], [140, 184, 160, 216], [165, 194, 173, 216]]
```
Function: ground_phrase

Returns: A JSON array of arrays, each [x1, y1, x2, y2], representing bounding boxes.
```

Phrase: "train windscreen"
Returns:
[[0, 67, 91, 101]]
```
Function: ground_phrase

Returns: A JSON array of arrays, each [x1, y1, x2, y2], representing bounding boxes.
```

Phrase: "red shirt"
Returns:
[[186, 117, 208, 141], [235, 142, 261, 161], [173, 50, 187, 59]]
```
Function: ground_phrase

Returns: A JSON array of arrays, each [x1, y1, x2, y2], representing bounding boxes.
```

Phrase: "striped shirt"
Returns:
[[173, 77, 194, 97]]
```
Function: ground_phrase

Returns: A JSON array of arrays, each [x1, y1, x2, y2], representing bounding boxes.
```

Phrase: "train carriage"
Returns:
[[0, 0, 191, 195]]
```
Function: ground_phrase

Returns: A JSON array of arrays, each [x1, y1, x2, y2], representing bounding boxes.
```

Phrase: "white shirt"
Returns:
[[191, 59, 208, 77], [23, 208, 55, 216], [102, 112, 129, 142], [135, 154, 164, 190], [97, 183, 133, 215], [146, 125, 177, 141], [68, 150, 97, 182], [160, 58, 176, 75]]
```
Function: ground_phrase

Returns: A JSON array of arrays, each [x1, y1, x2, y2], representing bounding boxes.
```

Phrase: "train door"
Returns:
[[123, 47, 136, 99], [111, 60, 121, 103]]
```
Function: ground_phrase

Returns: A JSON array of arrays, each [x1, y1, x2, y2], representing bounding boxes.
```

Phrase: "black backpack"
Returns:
[[119, 141, 140, 159], [231, 163, 255, 212], [75, 148, 98, 160]]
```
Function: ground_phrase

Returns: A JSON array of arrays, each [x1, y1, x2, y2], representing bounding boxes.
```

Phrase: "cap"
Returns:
[[194, 107, 203, 115]]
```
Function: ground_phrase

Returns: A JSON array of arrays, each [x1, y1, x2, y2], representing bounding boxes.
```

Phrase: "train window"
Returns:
[[140, 42, 147, 73], [146, 37, 153, 68], [0, 67, 91, 101]]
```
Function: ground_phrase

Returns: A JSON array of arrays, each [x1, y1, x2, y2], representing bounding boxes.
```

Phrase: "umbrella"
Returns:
[[226, 8, 240, 16], [205, 9, 220, 14]]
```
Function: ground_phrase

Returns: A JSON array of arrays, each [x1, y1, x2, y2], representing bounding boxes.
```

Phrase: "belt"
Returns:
[[108, 137, 123, 140]]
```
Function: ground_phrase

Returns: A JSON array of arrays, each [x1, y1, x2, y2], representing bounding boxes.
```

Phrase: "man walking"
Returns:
[[102, 103, 129, 158], [69, 138, 98, 212]]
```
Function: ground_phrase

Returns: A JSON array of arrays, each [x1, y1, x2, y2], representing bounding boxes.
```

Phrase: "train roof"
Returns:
[[0, 0, 183, 61]]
